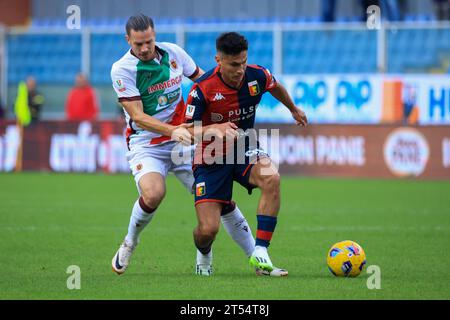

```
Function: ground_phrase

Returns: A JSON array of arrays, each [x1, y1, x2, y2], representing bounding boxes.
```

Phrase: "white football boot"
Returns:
[[255, 266, 289, 277], [112, 240, 137, 275], [196, 249, 213, 276]]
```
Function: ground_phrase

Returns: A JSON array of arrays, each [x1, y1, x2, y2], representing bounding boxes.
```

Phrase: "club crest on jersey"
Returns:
[[196, 182, 206, 196], [248, 80, 260, 96], [170, 59, 178, 70], [185, 104, 196, 119], [115, 79, 126, 92], [136, 163, 143, 171]]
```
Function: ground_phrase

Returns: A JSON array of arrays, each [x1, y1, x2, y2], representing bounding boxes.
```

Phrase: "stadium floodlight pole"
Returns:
[[175, 23, 185, 49], [273, 23, 283, 76], [376, 22, 387, 73], [81, 27, 91, 79]]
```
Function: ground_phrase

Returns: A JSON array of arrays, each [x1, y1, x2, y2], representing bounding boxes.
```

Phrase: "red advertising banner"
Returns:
[[0, 120, 449, 179]]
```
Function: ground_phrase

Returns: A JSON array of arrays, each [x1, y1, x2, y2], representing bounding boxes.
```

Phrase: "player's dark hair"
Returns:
[[126, 14, 154, 36], [216, 32, 248, 55]]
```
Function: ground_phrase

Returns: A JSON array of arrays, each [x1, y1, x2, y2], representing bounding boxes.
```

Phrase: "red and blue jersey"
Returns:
[[185, 64, 276, 128], [185, 64, 277, 163]]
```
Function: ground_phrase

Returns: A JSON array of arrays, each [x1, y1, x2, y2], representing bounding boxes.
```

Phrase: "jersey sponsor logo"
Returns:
[[170, 59, 178, 70], [189, 89, 199, 99], [196, 182, 206, 196], [147, 75, 183, 94], [213, 93, 225, 101], [228, 105, 256, 118], [158, 95, 168, 106], [185, 104, 196, 119], [248, 80, 260, 96], [115, 79, 126, 92], [156, 88, 181, 110], [211, 112, 224, 122]]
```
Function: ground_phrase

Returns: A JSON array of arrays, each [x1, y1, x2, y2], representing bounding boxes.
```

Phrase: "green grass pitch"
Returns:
[[0, 172, 449, 300]]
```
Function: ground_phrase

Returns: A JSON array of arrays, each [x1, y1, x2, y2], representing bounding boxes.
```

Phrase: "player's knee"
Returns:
[[261, 172, 280, 192], [141, 188, 165, 209], [198, 224, 219, 240]]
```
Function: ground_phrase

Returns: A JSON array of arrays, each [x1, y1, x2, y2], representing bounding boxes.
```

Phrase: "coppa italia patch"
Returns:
[[115, 79, 126, 92], [185, 104, 196, 119]]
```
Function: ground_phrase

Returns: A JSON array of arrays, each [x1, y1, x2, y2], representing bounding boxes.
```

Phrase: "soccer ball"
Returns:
[[327, 240, 366, 277]]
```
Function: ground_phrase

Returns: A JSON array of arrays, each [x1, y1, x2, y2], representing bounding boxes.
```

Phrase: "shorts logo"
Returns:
[[136, 163, 143, 171], [185, 104, 196, 119], [245, 148, 268, 158], [248, 80, 260, 96], [196, 182, 206, 196]]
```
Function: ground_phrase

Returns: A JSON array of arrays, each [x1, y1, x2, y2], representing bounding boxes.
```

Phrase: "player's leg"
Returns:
[[126, 172, 166, 244], [192, 164, 234, 275], [112, 148, 169, 275], [112, 172, 166, 274], [220, 201, 255, 257], [171, 161, 255, 258], [193, 201, 222, 276], [248, 157, 280, 272], [236, 157, 288, 276]]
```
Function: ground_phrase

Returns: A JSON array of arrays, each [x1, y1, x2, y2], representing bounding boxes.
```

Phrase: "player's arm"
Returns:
[[188, 67, 205, 82], [260, 66, 307, 127], [120, 99, 190, 137], [112, 66, 191, 141], [268, 82, 307, 126]]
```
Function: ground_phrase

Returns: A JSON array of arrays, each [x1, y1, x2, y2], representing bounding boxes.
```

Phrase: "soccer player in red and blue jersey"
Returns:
[[185, 32, 307, 276]]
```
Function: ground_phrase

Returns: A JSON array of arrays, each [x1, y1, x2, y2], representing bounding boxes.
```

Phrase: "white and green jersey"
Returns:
[[111, 42, 199, 149]]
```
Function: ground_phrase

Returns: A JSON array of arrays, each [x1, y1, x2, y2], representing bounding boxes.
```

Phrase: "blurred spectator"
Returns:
[[65, 73, 99, 121], [26, 76, 45, 123], [433, 0, 450, 20], [321, 0, 337, 22]]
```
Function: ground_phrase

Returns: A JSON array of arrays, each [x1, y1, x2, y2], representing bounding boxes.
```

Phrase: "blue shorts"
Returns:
[[193, 148, 269, 206]]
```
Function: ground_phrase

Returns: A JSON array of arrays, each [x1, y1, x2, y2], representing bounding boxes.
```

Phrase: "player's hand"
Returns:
[[209, 122, 239, 140], [171, 123, 194, 145], [291, 107, 308, 127]]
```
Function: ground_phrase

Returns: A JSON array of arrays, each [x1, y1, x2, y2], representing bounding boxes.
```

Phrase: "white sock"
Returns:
[[221, 205, 255, 257], [196, 248, 213, 265], [125, 198, 155, 244]]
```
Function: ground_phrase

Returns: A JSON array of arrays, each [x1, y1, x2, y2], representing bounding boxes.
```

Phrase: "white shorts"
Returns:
[[126, 141, 195, 194]]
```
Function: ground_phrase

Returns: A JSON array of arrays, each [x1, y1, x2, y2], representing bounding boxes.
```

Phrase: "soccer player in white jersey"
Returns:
[[110, 14, 260, 276]]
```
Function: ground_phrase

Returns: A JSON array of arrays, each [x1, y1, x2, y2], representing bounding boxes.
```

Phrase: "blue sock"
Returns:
[[255, 215, 277, 248]]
